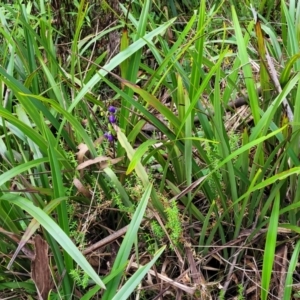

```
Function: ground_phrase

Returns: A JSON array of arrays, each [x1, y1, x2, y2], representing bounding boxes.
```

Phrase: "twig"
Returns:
[[265, 48, 294, 122], [83, 225, 129, 255]]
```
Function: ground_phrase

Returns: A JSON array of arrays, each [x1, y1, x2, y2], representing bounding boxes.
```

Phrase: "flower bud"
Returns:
[[108, 114, 117, 124], [108, 106, 116, 113], [104, 132, 114, 142]]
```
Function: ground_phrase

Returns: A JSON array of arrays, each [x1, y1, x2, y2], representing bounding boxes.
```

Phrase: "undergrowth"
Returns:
[[0, 0, 300, 299]]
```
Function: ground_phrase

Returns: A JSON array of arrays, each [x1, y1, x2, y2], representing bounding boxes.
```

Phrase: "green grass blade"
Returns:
[[184, 90, 193, 212], [189, 0, 206, 101], [102, 184, 152, 300], [71, 18, 176, 112], [0, 158, 48, 187], [44, 119, 74, 291], [261, 192, 280, 300], [104, 167, 132, 208], [118, 0, 150, 134], [232, 5, 260, 126], [127, 139, 158, 175], [0, 194, 106, 290], [112, 246, 166, 300], [283, 239, 300, 299]]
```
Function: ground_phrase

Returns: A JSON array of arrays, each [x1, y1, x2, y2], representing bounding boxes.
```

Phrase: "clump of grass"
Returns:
[[165, 198, 182, 248], [0, 0, 300, 299]]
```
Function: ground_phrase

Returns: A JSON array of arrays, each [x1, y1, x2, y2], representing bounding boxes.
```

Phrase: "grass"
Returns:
[[0, 0, 300, 299]]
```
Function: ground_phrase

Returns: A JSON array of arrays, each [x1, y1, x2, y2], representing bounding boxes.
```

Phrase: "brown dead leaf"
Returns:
[[73, 178, 92, 198], [130, 262, 196, 295], [274, 244, 288, 299], [76, 143, 89, 165], [3, 227, 35, 270], [31, 235, 52, 300], [185, 243, 204, 286], [76, 156, 110, 170], [76, 138, 105, 165], [93, 137, 104, 146], [169, 175, 207, 202], [76, 156, 123, 171]]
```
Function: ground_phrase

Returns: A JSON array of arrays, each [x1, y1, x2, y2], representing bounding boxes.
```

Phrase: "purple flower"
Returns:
[[108, 106, 116, 113], [104, 132, 114, 142], [108, 114, 117, 124], [107, 134, 114, 142]]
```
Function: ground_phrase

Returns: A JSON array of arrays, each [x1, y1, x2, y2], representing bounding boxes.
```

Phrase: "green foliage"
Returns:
[[165, 199, 182, 248], [1, 0, 300, 299], [70, 269, 90, 289], [237, 284, 245, 300], [151, 221, 164, 240]]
